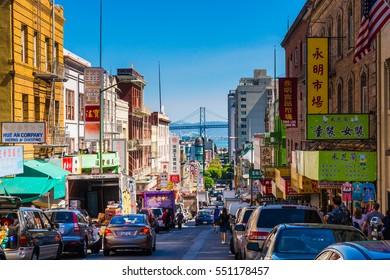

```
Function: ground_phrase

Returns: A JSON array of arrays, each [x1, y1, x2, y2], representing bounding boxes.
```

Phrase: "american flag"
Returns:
[[353, 0, 390, 63]]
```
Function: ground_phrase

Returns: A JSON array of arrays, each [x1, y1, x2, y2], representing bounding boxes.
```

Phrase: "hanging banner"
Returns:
[[260, 146, 273, 171], [84, 67, 103, 141], [169, 136, 181, 184], [307, 114, 370, 140], [307, 37, 328, 114], [279, 78, 298, 128]]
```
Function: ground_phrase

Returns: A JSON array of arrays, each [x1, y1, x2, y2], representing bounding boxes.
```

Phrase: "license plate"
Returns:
[[120, 231, 134, 236]]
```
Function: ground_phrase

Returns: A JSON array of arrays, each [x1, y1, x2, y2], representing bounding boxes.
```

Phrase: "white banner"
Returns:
[[0, 146, 24, 177], [169, 136, 180, 176], [2, 122, 46, 143]]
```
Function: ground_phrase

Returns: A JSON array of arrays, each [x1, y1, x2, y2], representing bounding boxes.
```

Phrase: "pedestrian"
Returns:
[[382, 210, 390, 240], [213, 205, 220, 233], [352, 207, 366, 230], [218, 207, 229, 244], [324, 196, 349, 225], [176, 210, 184, 230], [162, 208, 172, 232], [362, 202, 385, 240]]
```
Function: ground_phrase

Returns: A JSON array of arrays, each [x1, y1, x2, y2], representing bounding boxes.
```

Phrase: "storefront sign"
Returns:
[[0, 146, 24, 177], [307, 37, 328, 114], [62, 156, 81, 174], [279, 78, 298, 128], [2, 122, 46, 143], [169, 136, 181, 184], [307, 114, 369, 140], [260, 146, 273, 171], [260, 179, 273, 195]]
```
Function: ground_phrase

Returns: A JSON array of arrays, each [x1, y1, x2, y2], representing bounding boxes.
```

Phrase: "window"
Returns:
[[66, 89, 75, 120], [241, 111, 246, 115], [79, 93, 85, 120], [21, 24, 28, 63], [241, 118, 246, 122], [240, 91, 246, 95], [361, 72, 368, 113], [45, 98, 50, 121], [348, 77, 354, 113], [337, 12, 343, 58], [302, 43, 306, 66], [347, 2, 354, 49], [294, 48, 298, 67], [33, 31, 38, 67], [328, 20, 333, 61], [241, 124, 246, 128], [385, 59, 390, 110], [44, 37, 50, 71], [241, 131, 247, 135], [241, 98, 246, 102], [337, 82, 343, 113], [22, 94, 28, 121], [241, 104, 246, 108], [34, 96, 40, 121]]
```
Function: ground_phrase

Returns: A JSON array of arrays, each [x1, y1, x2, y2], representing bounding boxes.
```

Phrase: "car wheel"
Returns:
[[55, 242, 63, 260], [90, 239, 102, 254], [103, 249, 110, 256], [145, 248, 152, 255], [31, 249, 39, 260], [79, 238, 88, 258]]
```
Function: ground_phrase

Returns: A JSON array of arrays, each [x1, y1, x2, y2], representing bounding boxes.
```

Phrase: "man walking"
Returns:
[[325, 196, 348, 225], [162, 208, 173, 232]]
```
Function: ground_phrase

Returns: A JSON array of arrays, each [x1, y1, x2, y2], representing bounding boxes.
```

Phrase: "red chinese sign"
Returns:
[[278, 78, 298, 128]]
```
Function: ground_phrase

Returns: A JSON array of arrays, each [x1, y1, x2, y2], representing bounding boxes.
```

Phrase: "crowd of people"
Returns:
[[323, 196, 390, 240]]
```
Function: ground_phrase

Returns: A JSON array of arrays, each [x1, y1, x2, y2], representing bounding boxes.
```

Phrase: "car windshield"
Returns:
[[275, 228, 366, 254], [257, 208, 322, 228], [198, 211, 212, 216], [48, 212, 73, 223], [110, 215, 145, 225]]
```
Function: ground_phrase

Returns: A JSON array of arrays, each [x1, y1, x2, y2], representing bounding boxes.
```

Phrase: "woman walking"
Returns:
[[219, 208, 229, 244]]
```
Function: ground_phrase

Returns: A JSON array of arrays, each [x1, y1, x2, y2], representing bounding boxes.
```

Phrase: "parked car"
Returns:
[[0, 196, 63, 260], [315, 240, 390, 260], [230, 206, 257, 259], [241, 204, 324, 260], [248, 223, 367, 260], [138, 208, 159, 229], [195, 209, 214, 226], [0, 245, 6, 260], [103, 214, 156, 256], [150, 208, 164, 230], [183, 208, 193, 222], [45, 209, 101, 257]]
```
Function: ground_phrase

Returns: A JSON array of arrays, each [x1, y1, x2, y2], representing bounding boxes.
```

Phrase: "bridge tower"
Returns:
[[200, 106, 206, 138]]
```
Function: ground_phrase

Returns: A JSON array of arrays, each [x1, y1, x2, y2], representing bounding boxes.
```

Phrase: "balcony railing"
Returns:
[[132, 106, 151, 117], [33, 60, 66, 81]]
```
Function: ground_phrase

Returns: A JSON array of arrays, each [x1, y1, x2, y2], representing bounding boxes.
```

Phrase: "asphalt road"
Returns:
[[61, 220, 234, 260]]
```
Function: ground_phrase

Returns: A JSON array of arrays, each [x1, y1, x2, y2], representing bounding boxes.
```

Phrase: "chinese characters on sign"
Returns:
[[169, 136, 181, 184], [2, 122, 46, 143], [0, 146, 24, 177], [260, 146, 273, 171], [84, 67, 103, 141], [307, 114, 369, 140], [278, 78, 298, 128], [307, 38, 328, 114]]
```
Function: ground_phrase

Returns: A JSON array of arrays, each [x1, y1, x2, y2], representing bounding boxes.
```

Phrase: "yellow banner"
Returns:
[[307, 38, 328, 114]]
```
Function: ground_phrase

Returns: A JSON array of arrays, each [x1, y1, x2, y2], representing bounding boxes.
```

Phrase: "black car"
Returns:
[[0, 246, 6, 260]]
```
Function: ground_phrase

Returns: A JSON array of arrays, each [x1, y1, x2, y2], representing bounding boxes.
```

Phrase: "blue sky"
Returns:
[[57, 0, 307, 122]]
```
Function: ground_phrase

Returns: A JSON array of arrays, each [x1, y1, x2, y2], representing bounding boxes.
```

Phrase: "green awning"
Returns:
[[0, 159, 70, 203]]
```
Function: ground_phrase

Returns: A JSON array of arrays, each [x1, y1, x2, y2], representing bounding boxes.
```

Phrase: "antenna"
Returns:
[[159, 62, 162, 113]]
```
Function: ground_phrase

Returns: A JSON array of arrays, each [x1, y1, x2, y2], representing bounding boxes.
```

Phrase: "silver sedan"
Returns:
[[103, 214, 156, 256]]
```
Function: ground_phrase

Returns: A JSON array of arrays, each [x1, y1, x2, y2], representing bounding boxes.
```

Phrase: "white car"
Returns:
[[151, 208, 164, 229]]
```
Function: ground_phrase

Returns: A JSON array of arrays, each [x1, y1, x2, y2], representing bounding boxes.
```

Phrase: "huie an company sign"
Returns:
[[2, 122, 46, 143]]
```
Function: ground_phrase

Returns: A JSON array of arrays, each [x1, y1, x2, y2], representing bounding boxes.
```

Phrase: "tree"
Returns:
[[207, 167, 222, 181], [204, 176, 214, 190]]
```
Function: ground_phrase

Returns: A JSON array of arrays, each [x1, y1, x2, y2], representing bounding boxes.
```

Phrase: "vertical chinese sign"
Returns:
[[260, 146, 273, 171], [169, 136, 181, 184], [307, 37, 328, 114], [84, 67, 103, 141], [278, 78, 298, 128]]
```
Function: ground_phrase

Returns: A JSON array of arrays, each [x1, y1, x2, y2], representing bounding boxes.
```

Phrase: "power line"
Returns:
[[205, 108, 227, 121]]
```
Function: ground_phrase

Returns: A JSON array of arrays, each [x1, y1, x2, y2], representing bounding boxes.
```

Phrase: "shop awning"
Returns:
[[0, 159, 70, 203]]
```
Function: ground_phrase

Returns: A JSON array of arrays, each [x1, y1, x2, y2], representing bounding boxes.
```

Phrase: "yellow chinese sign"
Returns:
[[307, 38, 328, 114]]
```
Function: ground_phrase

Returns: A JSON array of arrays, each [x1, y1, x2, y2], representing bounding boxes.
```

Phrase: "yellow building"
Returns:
[[0, 0, 66, 159]]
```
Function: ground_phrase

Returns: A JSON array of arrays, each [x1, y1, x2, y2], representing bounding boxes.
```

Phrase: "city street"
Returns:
[[62, 221, 234, 260]]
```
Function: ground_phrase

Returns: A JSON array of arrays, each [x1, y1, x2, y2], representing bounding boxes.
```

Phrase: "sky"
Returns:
[[56, 0, 307, 123]]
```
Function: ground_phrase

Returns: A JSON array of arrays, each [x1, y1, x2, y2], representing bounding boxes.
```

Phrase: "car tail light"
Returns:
[[248, 231, 268, 241], [139, 228, 150, 235], [104, 228, 112, 236], [158, 217, 162, 220], [72, 212, 80, 232], [19, 235, 27, 245]]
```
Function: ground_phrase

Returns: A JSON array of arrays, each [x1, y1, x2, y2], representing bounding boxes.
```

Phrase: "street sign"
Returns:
[[250, 169, 262, 180]]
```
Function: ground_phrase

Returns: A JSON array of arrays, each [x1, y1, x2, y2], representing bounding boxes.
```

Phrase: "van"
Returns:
[[0, 196, 63, 260]]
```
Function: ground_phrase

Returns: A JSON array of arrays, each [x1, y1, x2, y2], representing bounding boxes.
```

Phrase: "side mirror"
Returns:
[[234, 224, 246, 231], [247, 242, 261, 252]]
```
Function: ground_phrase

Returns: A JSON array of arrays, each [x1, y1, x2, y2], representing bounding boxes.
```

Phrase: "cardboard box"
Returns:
[[69, 200, 81, 208], [105, 207, 121, 218]]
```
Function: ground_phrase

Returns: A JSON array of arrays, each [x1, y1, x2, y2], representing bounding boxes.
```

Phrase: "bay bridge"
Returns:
[[169, 107, 228, 137]]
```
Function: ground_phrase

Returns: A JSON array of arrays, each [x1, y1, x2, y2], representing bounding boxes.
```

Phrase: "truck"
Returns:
[[143, 190, 175, 210], [222, 190, 236, 206], [182, 194, 198, 217], [197, 191, 209, 205], [65, 173, 137, 225]]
